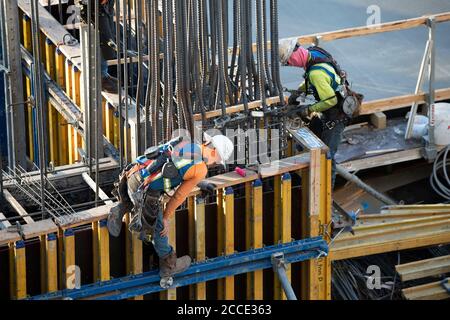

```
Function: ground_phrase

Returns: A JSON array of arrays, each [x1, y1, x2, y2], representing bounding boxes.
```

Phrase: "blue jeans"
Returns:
[[321, 122, 345, 188], [152, 211, 173, 258], [101, 58, 109, 78]]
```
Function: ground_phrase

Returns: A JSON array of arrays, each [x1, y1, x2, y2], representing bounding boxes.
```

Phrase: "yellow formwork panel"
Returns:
[[22, 15, 32, 52], [9, 241, 27, 300], [58, 113, 69, 165], [92, 220, 110, 282], [25, 76, 34, 161], [22, 15, 34, 160], [39, 32, 46, 66], [125, 214, 143, 300], [105, 103, 114, 143], [45, 39, 56, 80], [72, 65, 81, 107], [68, 125, 76, 165], [58, 229, 76, 290], [300, 150, 332, 300], [188, 196, 206, 300], [41, 234, 59, 293], [279, 174, 292, 300], [102, 99, 107, 136], [45, 39, 59, 166], [273, 175, 282, 299], [55, 49, 65, 88], [65, 60, 73, 98], [247, 180, 263, 300], [217, 188, 235, 300], [48, 103, 59, 166]]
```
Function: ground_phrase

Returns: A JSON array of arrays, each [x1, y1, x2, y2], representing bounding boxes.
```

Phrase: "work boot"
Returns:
[[101, 74, 119, 93], [159, 251, 192, 278], [107, 202, 128, 237]]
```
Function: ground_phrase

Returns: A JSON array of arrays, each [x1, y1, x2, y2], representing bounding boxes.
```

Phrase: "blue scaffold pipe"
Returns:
[[29, 237, 328, 300]]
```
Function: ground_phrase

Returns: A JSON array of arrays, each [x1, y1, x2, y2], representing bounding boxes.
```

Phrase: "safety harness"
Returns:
[[303, 46, 363, 130], [116, 139, 203, 238]]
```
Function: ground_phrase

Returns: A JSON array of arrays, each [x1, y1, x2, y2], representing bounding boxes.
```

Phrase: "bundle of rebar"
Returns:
[[118, 0, 284, 156]]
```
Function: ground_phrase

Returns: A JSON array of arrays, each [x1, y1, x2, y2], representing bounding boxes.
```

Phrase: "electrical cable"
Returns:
[[430, 145, 450, 200]]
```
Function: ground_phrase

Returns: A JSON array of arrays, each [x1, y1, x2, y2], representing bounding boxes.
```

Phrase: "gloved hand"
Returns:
[[297, 105, 311, 120], [197, 181, 217, 196], [288, 92, 300, 105]]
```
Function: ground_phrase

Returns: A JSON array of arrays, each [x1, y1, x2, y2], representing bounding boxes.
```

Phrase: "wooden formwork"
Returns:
[[0, 150, 335, 300]]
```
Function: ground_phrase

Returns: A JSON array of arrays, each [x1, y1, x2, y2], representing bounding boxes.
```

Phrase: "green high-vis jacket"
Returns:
[[299, 62, 341, 113]]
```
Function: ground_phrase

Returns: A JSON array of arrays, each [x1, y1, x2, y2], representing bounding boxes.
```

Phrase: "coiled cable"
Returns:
[[430, 145, 450, 201]]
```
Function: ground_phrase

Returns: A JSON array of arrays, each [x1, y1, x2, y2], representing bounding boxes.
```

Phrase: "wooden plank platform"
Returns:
[[331, 206, 450, 261], [58, 203, 116, 229], [56, 153, 312, 229], [0, 230, 22, 247], [21, 219, 59, 240], [340, 148, 423, 172], [396, 255, 450, 282], [3, 190, 34, 224], [402, 279, 450, 300], [192, 97, 281, 121], [18, 0, 81, 63]]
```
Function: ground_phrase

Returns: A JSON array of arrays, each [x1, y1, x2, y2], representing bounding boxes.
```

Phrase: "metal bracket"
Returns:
[[271, 253, 297, 300], [7, 222, 24, 238], [0, 63, 9, 74]]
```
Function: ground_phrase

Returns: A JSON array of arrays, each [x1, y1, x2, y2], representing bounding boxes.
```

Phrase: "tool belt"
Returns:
[[113, 165, 162, 238], [321, 97, 349, 131]]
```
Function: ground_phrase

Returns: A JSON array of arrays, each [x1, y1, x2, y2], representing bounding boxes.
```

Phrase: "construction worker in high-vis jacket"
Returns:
[[107, 134, 234, 279], [279, 38, 362, 187]]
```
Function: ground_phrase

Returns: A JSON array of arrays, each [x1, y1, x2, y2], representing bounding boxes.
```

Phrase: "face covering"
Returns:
[[287, 47, 309, 69]]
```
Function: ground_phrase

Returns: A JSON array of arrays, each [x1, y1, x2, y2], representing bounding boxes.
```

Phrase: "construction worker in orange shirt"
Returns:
[[107, 134, 234, 279]]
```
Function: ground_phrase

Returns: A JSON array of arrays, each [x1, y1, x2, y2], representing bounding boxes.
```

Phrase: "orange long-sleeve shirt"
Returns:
[[163, 161, 208, 219]]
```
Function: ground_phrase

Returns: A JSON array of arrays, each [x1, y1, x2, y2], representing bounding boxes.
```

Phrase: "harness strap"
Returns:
[[309, 65, 340, 90]]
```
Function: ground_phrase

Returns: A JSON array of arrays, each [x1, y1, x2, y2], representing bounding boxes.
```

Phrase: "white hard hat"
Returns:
[[204, 133, 234, 166], [279, 37, 299, 66]]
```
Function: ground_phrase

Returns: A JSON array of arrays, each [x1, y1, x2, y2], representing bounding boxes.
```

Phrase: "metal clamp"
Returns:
[[271, 253, 298, 300], [7, 222, 24, 238]]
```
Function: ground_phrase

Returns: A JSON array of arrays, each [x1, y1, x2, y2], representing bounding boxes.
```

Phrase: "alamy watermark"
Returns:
[[66, 265, 82, 290], [367, 5, 382, 28]]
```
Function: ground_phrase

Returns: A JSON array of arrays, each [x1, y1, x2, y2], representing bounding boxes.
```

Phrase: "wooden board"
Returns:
[[192, 97, 281, 121], [0, 230, 22, 247], [297, 12, 450, 45], [403, 280, 450, 300], [233, 13, 450, 54], [331, 216, 450, 261], [21, 219, 58, 240], [340, 148, 423, 172], [396, 255, 450, 282], [58, 203, 116, 229], [3, 190, 34, 224], [18, 0, 81, 63], [259, 153, 310, 178], [359, 88, 450, 115]]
